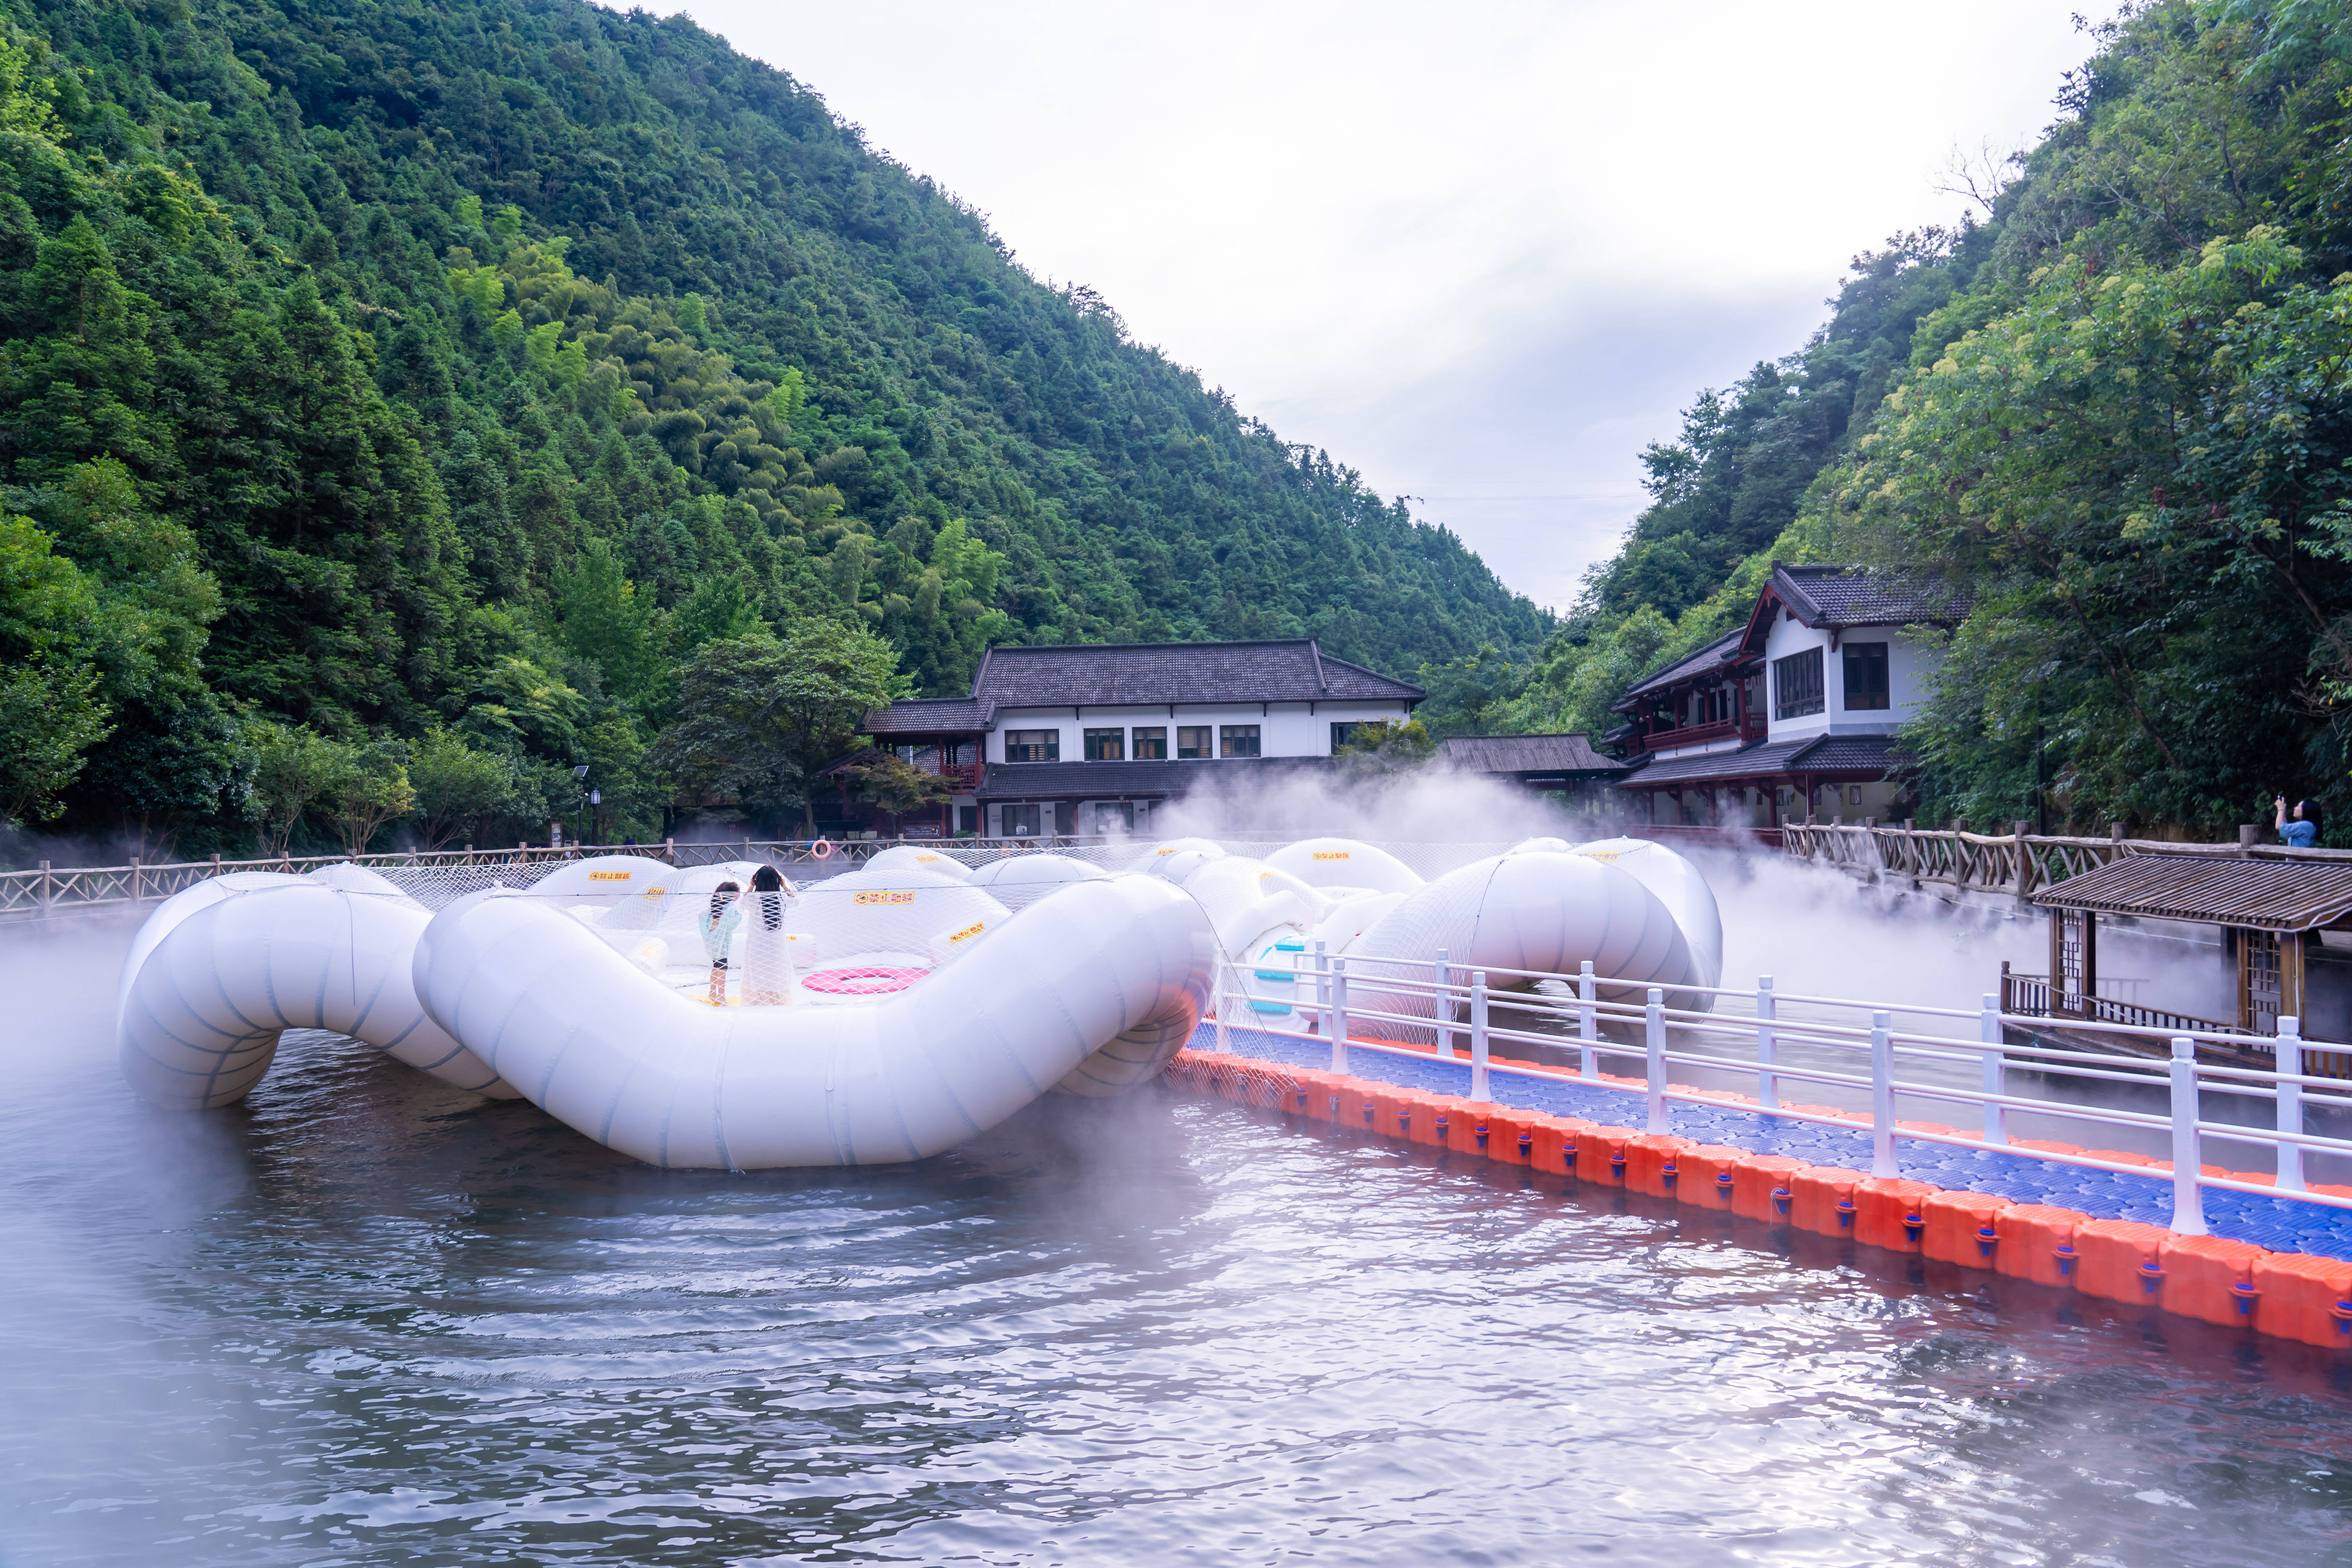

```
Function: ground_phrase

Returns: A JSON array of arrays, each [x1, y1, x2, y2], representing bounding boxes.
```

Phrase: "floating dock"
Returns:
[[1167, 1024, 2352, 1350]]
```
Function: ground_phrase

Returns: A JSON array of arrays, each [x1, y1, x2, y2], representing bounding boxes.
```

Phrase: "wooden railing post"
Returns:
[[2013, 820, 2032, 905]]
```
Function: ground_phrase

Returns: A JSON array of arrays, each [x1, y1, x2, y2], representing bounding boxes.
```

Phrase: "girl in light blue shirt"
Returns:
[[2275, 797, 2322, 849], [702, 880, 743, 1004]]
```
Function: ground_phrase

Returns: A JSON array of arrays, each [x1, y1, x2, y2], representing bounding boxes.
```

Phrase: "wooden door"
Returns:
[[2238, 928, 2303, 1034], [2049, 907, 2096, 1017]]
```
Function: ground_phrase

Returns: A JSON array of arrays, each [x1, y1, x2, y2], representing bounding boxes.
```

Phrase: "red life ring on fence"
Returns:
[[812, 838, 835, 859]]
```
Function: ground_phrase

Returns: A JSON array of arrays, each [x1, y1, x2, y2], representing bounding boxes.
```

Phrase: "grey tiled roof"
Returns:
[[1437, 733, 1628, 775], [1618, 628, 1749, 702], [865, 639, 1421, 735], [1612, 733, 1901, 787], [1773, 564, 1970, 628], [1793, 734, 1908, 770], [863, 698, 995, 735], [972, 639, 1421, 708], [976, 755, 1338, 801]]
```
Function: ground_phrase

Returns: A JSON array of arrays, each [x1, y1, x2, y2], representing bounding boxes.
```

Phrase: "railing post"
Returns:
[[1213, 955, 1231, 1055], [2012, 820, 2033, 905], [1314, 940, 1330, 1039], [2277, 1014, 2306, 1194], [1980, 993, 2006, 1145], [664, 837, 676, 865], [1869, 1011, 1898, 1177], [130, 855, 143, 904], [2169, 1036, 2208, 1235], [1434, 948, 1452, 1060], [36, 860, 51, 922], [1755, 975, 1778, 1110], [1579, 961, 1599, 1081], [1469, 969, 1491, 1102], [1645, 986, 1668, 1133], [1330, 958, 1349, 1076]]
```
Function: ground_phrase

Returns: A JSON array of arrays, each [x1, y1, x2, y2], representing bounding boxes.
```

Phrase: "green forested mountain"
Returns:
[[1482, 0, 2352, 839], [0, 0, 1543, 855]]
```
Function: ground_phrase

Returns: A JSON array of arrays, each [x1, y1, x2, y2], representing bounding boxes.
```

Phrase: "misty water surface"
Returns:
[[9, 907, 2352, 1567]]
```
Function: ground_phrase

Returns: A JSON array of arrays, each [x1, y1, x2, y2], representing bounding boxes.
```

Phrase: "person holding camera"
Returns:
[[2275, 796, 2323, 849]]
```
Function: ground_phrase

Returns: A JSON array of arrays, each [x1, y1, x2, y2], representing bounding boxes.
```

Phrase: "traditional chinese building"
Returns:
[[1610, 564, 1968, 832], [834, 639, 1424, 837]]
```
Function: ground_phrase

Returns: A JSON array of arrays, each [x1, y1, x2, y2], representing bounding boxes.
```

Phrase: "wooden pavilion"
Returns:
[[2004, 854, 2352, 1073]]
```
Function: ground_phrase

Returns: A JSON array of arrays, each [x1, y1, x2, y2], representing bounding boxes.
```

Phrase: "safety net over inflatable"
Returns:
[[116, 836, 1721, 1168]]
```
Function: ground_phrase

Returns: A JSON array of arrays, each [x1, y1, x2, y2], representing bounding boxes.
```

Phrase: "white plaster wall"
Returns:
[[983, 699, 1413, 763], [1762, 612, 1942, 741]]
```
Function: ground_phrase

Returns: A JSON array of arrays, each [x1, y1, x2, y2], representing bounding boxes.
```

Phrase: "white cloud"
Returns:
[[624, 0, 2114, 611]]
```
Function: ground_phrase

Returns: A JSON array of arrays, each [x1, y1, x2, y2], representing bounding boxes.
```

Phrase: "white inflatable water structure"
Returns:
[[117, 837, 1721, 1167]]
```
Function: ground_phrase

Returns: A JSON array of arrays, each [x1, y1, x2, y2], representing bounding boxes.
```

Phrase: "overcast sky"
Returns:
[[632, 1, 2115, 611]]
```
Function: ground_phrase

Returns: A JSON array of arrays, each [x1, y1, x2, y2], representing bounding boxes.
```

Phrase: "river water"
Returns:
[[11, 916, 2352, 1566]]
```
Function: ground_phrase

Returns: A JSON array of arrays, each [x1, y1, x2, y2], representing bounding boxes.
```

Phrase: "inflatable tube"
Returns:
[[1261, 837, 1424, 896], [864, 844, 972, 880], [530, 853, 684, 901], [302, 860, 425, 906], [1139, 837, 1225, 884], [1179, 855, 1328, 955], [117, 871, 306, 1035], [410, 873, 1213, 1166], [116, 835, 1724, 1165], [966, 853, 1105, 887], [1571, 837, 1723, 989], [119, 881, 517, 1108], [965, 853, 1107, 912], [1342, 851, 1701, 1040]]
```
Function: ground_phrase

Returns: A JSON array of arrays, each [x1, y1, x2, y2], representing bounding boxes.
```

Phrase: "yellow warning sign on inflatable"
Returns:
[[855, 890, 917, 905], [1311, 851, 1351, 861], [587, 870, 632, 881], [946, 921, 985, 944]]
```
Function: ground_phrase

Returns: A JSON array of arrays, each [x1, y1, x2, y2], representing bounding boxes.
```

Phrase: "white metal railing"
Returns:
[[1197, 950, 2352, 1234]]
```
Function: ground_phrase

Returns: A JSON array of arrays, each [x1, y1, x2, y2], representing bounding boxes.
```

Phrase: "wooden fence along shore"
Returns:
[[1775, 820, 2352, 901], [0, 837, 1109, 924]]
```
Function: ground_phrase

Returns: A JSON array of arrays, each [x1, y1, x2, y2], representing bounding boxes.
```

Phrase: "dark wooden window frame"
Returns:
[[1774, 646, 1825, 720]]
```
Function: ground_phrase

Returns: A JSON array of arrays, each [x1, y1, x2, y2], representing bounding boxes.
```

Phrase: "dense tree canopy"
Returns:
[[0, 0, 1543, 856], [1474, 0, 2352, 840]]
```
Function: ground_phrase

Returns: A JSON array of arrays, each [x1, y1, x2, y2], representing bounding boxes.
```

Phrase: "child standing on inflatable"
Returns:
[[702, 880, 742, 1004]]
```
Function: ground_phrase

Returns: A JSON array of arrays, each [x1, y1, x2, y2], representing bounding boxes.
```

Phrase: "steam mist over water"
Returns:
[[8, 848, 2352, 1565]]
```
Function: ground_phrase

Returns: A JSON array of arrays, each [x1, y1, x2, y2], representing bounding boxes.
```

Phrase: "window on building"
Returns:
[[1085, 800, 1136, 832], [1004, 729, 1059, 763], [1330, 721, 1361, 751], [1083, 728, 1124, 761], [1002, 803, 1044, 836], [1131, 727, 1167, 759], [956, 805, 977, 834], [893, 744, 917, 764], [1220, 724, 1261, 758], [1176, 725, 1212, 759], [1842, 641, 1889, 710], [1773, 647, 1824, 719]]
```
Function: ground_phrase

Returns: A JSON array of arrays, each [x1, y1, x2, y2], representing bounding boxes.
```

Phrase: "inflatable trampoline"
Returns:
[[117, 835, 1720, 1168]]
